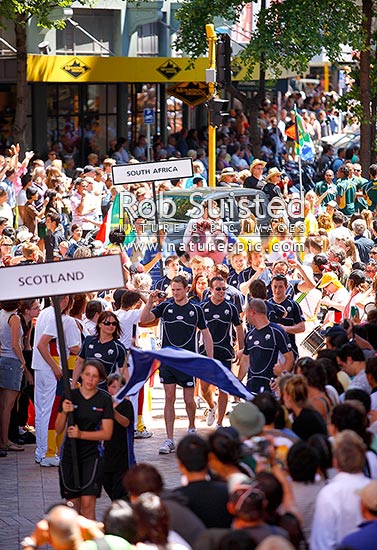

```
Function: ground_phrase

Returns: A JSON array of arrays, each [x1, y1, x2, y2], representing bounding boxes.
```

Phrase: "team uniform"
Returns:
[[154, 275, 171, 292], [201, 299, 242, 368], [365, 179, 377, 212], [237, 266, 256, 287], [243, 323, 292, 394], [336, 178, 357, 216], [152, 300, 207, 387], [78, 336, 127, 381], [59, 388, 114, 500], [227, 268, 240, 289], [314, 181, 337, 205], [268, 296, 305, 356]]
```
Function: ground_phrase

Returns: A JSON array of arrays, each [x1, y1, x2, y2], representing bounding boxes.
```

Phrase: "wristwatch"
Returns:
[[21, 537, 38, 549]]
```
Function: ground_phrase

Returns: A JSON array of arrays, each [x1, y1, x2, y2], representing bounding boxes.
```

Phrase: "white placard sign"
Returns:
[[0, 255, 125, 301], [112, 157, 193, 185]]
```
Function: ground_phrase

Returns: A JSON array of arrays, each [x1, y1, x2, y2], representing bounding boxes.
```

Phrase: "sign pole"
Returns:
[[51, 295, 80, 489], [151, 181, 164, 277]]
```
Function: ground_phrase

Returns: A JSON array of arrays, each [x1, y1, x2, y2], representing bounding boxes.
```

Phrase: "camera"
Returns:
[[157, 291, 167, 299], [246, 436, 271, 459]]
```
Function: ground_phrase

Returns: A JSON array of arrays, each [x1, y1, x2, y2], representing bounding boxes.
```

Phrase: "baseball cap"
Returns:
[[228, 402, 265, 438], [83, 165, 95, 174]]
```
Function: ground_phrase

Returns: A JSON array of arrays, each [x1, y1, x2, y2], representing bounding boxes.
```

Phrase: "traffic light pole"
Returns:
[[205, 24, 217, 188]]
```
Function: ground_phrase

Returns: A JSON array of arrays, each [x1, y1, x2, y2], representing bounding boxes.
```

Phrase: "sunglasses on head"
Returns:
[[102, 320, 117, 326]]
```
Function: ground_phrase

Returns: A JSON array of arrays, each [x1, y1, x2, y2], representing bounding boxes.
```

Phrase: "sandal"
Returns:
[[2, 442, 25, 452]]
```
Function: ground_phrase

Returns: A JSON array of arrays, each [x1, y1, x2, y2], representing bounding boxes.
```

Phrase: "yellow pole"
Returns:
[[324, 62, 329, 93], [206, 24, 217, 188]]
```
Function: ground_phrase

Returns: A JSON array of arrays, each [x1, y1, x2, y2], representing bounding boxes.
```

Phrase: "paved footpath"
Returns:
[[0, 384, 217, 550]]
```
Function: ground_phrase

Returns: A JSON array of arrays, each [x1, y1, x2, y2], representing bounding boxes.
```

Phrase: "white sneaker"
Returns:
[[159, 439, 175, 454], [205, 404, 217, 427], [134, 428, 153, 439], [187, 428, 197, 434], [40, 456, 60, 467]]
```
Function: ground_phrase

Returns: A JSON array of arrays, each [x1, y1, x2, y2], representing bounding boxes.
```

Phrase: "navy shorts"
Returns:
[[159, 364, 195, 388]]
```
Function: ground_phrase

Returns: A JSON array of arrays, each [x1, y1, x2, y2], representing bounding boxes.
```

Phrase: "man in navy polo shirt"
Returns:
[[238, 298, 294, 394], [140, 275, 213, 454]]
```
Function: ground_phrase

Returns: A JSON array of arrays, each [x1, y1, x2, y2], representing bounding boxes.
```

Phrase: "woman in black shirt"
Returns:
[[56, 359, 114, 519]]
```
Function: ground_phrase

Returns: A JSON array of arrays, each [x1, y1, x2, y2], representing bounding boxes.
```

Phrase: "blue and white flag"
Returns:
[[114, 346, 254, 402]]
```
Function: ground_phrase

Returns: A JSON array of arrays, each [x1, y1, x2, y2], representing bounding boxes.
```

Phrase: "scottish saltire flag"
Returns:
[[295, 111, 315, 162], [114, 346, 254, 402]]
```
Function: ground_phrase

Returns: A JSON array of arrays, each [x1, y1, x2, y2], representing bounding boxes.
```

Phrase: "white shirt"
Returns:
[[32, 306, 81, 371], [310, 471, 370, 550], [116, 308, 142, 349]]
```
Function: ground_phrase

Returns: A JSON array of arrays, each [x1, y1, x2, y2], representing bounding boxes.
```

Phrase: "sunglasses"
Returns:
[[102, 321, 117, 327], [214, 287, 227, 291]]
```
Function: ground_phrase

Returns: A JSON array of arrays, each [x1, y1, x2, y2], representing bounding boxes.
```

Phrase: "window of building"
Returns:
[[46, 83, 117, 164]]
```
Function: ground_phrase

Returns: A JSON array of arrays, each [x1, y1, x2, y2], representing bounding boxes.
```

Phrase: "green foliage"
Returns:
[[174, 0, 364, 80], [0, 0, 93, 29]]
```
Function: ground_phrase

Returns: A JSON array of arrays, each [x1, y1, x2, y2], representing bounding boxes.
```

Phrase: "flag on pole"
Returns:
[[114, 346, 255, 402], [295, 111, 315, 162], [96, 192, 135, 246]]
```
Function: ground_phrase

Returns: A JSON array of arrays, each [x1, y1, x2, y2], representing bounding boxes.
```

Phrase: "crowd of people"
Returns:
[[2, 94, 377, 550]]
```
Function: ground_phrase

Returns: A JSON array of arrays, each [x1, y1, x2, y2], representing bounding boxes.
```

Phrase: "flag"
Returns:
[[114, 346, 255, 402], [295, 111, 315, 162], [96, 192, 135, 246]]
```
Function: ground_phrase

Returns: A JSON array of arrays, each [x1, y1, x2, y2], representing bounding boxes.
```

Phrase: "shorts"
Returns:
[[59, 453, 104, 500], [159, 364, 195, 388], [0, 356, 23, 391]]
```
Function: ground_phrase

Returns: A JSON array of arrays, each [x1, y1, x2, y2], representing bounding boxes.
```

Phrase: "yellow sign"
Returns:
[[61, 57, 91, 79], [27, 55, 295, 84], [157, 59, 182, 80], [27, 55, 252, 83], [168, 82, 209, 106]]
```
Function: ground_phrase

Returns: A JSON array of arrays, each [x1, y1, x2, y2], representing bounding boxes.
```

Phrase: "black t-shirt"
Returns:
[[174, 480, 233, 528], [201, 299, 242, 361], [152, 300, 207, 351], [243, 322, 292, 393], [59, 388, 113, 459], [291, 407, 328, 440], [79, 335, 127, 377], [104, 398, 134, 472]]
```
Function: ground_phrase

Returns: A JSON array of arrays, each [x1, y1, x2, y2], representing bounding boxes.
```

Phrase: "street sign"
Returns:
[[112, 157, 193, 185], [168, 82, 209, 106], [143, 108, 155, 124], [0, 255, 125, 301]]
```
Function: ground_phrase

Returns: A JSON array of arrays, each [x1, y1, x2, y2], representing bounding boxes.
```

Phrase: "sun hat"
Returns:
[[266, 167, 283, 181], [228, 402, 265, 438], [317, 272, 343, 289], [250, 159, 267, 172]]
